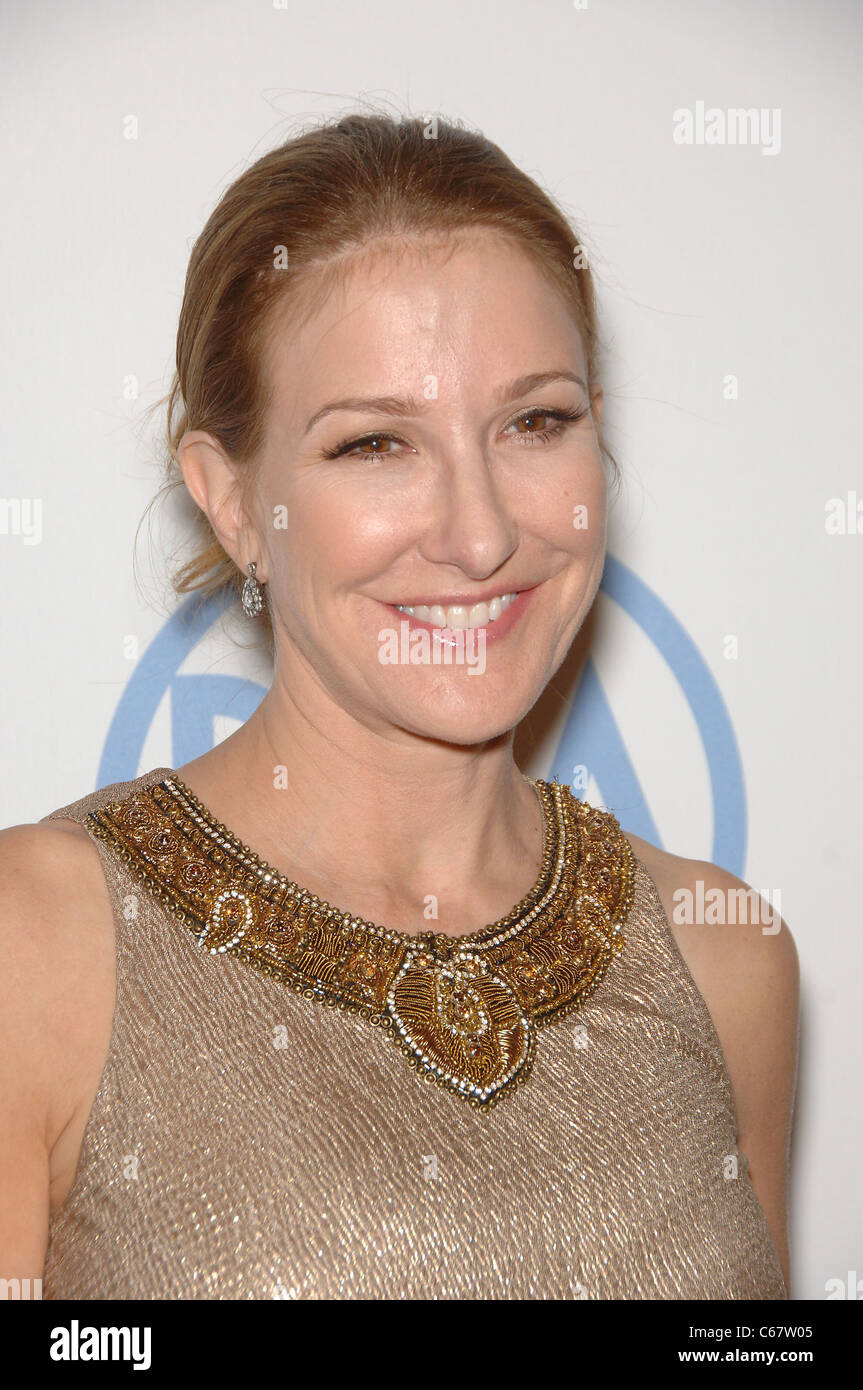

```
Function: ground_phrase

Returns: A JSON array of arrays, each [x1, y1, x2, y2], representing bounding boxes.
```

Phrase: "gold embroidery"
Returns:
[[87, 775, 635, 1112]]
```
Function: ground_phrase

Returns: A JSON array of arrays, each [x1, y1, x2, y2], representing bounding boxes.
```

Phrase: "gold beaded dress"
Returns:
[[39, 767, 787, 1300]]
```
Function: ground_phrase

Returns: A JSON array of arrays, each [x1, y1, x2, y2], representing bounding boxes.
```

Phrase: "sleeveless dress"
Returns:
[[38, 767, 787, 1300]]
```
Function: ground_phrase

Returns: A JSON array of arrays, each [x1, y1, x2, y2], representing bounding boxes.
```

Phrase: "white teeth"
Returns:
[[467, 603, 488, 629], [395, 593, 517, 628]]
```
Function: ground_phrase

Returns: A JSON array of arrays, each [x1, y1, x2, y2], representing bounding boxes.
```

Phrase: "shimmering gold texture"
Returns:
[[40, 768, 788, 1300], [82, 774, 631, 1112]]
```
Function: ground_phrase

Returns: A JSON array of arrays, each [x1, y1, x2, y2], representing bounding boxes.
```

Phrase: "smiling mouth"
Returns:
[[393, 592, 519, 630]]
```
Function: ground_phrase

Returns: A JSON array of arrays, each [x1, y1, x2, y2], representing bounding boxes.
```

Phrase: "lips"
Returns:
[[381, 586, 536, 645], [394, 592, 518, 630]]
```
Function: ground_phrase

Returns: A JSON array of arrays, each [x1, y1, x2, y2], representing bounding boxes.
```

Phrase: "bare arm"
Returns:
[[0, 821, 115, 1288], [627, 834, 800, 1295]]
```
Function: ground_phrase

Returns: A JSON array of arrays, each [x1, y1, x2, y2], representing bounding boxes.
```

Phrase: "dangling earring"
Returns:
[[241, 561, 265, 618]]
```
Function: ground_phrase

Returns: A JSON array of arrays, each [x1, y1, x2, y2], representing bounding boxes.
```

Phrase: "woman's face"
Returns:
[[248, 227, 607, 746]]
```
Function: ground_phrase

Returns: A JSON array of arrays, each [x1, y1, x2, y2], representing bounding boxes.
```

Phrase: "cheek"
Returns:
[[268, 479, 408, 604], [571, 469, 607, 552], [518, 451, 607, 554]]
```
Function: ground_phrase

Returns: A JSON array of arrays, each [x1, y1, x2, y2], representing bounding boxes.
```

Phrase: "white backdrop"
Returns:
[[2, 0, 860, 1301]]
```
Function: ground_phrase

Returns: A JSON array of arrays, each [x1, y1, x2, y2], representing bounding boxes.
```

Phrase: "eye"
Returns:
[[503, 405, 589, 444], [322, 431, 410, 461]]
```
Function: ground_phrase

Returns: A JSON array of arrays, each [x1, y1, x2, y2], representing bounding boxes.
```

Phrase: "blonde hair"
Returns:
[[152, 111, 613, 639]]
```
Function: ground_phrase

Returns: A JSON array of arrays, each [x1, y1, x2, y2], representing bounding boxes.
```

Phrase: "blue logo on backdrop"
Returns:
[[98, 554, 746, 875]]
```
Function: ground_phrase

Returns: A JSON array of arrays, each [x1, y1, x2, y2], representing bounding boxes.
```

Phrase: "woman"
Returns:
[[0, 113, 797, 1299]]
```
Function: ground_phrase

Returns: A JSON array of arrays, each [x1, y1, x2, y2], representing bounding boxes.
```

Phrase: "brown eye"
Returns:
[[503, 405, 587, 446], [322, 429, 412, 461], [357, 435, 392, 454], [514, 411, 550, 433]]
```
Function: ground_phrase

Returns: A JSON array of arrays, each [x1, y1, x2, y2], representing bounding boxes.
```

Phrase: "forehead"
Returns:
[[262, 227, 587, 414]]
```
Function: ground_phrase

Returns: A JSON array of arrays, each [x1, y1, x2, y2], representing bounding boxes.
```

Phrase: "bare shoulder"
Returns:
[[0, 818, 117, 1277], [0, 818, 117, 1140], [623, 830, 799, 1000], [622, 831, 800, 1106], [622, 829, 799, 1290]]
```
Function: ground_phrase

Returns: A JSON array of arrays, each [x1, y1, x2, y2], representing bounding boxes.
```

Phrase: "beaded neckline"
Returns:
[[162, 770, 562, 954], [86, 768, 635, 1110]]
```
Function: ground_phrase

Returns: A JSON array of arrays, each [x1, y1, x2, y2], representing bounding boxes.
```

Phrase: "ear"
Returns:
[[176, 431, 262, 578]]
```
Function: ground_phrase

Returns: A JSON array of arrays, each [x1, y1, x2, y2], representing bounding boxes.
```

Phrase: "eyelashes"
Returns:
[[507, 404, 589, 445], [320, 404, 590, 461]]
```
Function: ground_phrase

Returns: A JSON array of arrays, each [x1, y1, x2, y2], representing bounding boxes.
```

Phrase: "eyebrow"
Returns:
[[303, 369, 588, 435]]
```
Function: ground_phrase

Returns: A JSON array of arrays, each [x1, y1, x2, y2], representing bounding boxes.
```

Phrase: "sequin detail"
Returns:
[[86, 776, 634, 1111]]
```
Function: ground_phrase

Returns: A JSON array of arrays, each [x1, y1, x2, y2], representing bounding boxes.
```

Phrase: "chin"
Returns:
[[383, 679, 539, 748]]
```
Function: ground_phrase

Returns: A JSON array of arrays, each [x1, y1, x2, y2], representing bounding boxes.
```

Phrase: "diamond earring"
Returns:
[[241, 562, 265, 618]]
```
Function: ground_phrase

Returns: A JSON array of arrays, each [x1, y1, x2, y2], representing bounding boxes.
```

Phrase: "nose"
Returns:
[[418, 441, 519, 580]]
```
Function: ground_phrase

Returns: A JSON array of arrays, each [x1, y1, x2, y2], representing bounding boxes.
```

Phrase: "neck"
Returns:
[[173, 673, 545, 937]]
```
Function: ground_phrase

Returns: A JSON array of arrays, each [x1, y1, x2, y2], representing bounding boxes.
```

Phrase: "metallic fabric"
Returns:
[[40, 767, 787, 1300]]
